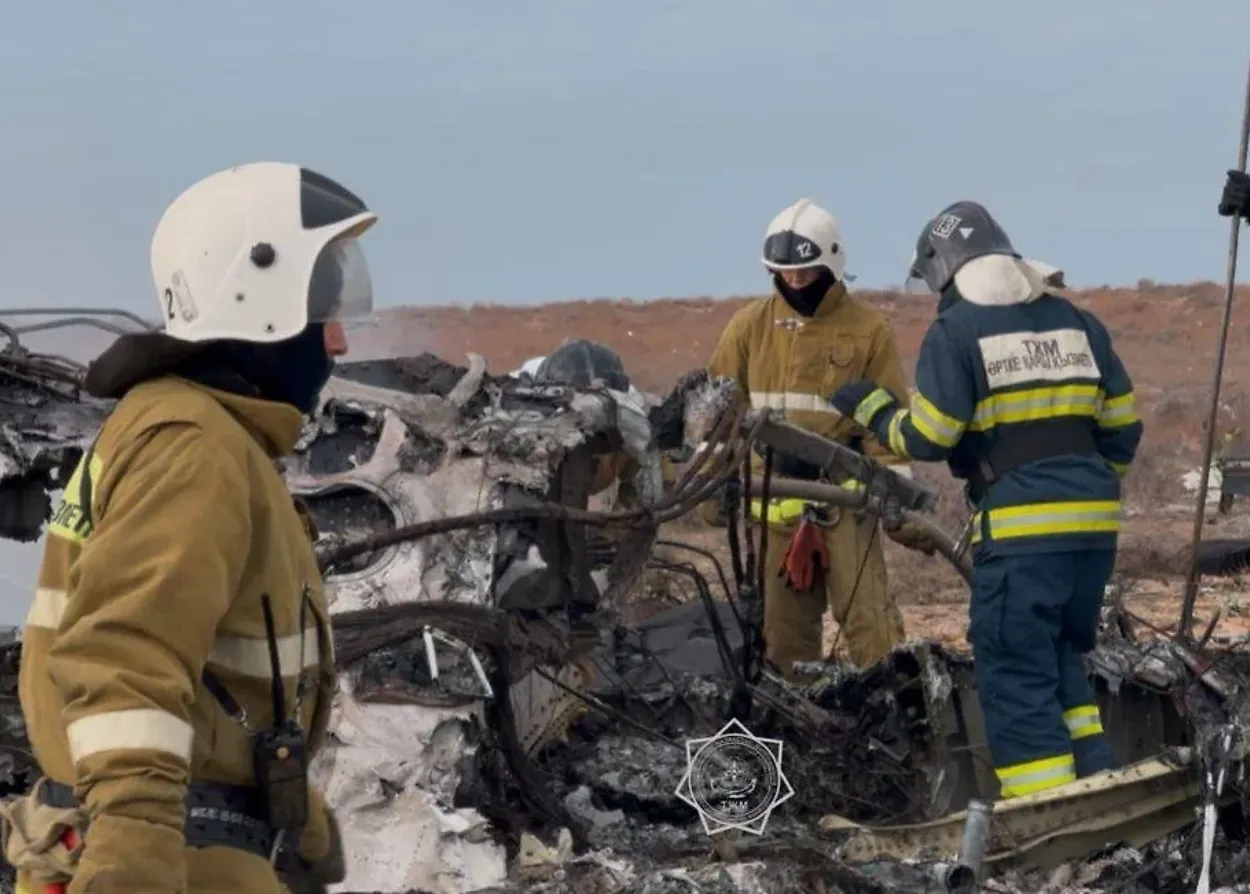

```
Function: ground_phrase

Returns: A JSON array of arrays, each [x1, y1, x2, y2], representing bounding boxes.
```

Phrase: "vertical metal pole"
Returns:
[[1178, 55, 1250, 641]]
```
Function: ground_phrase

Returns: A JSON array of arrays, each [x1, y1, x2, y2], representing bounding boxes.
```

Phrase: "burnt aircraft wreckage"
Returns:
[[3, 309, 1250, 894]]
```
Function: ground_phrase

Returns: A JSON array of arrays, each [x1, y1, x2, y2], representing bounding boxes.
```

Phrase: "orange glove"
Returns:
[[778, 519, 829, 592]]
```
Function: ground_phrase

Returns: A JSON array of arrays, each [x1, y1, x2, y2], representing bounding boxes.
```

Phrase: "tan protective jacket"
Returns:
[[17, 376, 337, 893], [708, 283, 912, 495]]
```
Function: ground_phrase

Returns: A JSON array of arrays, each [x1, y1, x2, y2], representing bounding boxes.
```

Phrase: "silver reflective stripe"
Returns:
[[988, 502, 1121, 538], [1098, 396, 1137, 426], [998, 755, 1075, 793], [749, 392, 841, 415], [910, 398, 963, 445], [209, 628, 321, 679], [67, 708, 195, 763], [972, 388, 1100, 429], [1063, 706, 1103, 739], [26, 586, 319, 679], [25, 587, 67, 630]]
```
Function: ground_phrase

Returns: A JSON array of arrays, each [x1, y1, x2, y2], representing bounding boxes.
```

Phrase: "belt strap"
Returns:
[[968, 417, 1099, 501], [40, 779, 275, 858]]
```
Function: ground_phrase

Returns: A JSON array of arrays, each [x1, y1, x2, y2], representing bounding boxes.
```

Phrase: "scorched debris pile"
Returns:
[[2, 315, 1250, 894]]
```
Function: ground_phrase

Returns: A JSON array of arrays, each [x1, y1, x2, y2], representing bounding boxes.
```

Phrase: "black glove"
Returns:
[[752, 442, 823, 480], [1218, 170, 1250, 220]]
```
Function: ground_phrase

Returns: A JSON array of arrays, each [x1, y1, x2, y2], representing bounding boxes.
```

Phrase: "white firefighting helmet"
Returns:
[[762, 198, 846, 281], [150, 162, 378, 344]]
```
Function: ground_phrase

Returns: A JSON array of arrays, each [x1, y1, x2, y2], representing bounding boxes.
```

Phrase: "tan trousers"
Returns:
[[760, 512, 905, 676]]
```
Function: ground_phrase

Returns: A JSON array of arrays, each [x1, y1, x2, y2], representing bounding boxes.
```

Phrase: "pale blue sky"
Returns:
[[1, 0, 1248, 616]]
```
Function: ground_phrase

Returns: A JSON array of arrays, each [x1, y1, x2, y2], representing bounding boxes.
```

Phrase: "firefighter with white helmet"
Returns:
[[9, 163, 373, 893], [707, 198, 932, 676]]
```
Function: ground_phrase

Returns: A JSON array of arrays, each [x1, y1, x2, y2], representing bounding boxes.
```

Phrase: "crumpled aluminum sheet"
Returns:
[[282, 356, 662, 894]]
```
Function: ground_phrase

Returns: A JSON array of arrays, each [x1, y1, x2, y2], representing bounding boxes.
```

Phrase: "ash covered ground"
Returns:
[[335, 599, 1250, 894]]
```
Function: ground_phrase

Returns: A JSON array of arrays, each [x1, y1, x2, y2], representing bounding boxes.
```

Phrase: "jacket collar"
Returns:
[[176, 377, 306, 457]]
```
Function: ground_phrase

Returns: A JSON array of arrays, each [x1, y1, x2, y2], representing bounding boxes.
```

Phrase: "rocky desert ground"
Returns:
[[356, 280, 1250, 652]]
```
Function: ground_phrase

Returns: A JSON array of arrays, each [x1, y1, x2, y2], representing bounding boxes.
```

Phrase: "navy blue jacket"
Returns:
[[865, 286, 1142, 557]]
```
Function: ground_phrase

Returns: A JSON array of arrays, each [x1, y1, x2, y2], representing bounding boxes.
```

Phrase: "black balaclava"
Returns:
[[774, 268, 836, 317], [171, 323, 334, 414]]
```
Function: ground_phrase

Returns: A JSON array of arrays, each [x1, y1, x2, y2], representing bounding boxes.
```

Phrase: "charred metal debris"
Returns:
[[3, 312, 1250, 893]]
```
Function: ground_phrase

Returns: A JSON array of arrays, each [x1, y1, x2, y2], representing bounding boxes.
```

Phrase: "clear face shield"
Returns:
[[903, 248, 936, 295], [307, 236, 374, 330]]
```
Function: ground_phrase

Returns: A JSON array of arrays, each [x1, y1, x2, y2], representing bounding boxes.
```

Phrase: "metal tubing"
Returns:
[[1180, 54, 1250, 641]]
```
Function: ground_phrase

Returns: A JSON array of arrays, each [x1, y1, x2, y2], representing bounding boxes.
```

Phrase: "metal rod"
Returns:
[[1179, 54, 1250, 642]]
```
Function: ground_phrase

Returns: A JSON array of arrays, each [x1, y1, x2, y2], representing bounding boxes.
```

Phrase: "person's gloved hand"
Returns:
[[1218, 170, 1250, 220], [779, 519, 830, 592], [886, 519, 937, 555], [829, 379, 896, 427]]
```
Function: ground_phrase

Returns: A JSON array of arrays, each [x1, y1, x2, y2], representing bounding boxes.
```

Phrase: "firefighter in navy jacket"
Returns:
[[829, 201, 1143, 799]]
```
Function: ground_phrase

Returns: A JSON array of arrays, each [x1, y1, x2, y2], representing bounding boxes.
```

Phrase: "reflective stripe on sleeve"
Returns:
[[910, 394, 965, 447], [24, 587, 68, 630], [1098, 393, 1138, 428], [996, 753, 1076, 798], [1063, 705, 1104, 740], [67, 708, 194, 764], [887, 412, 909, 456], [209, 628, 322, 679], [853, 388, 895, 427]]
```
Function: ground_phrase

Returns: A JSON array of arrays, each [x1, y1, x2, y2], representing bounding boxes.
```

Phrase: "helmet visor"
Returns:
[[308, 236, 373, 323], [762, 231, 823, 269], [903, 249, 935, 295]]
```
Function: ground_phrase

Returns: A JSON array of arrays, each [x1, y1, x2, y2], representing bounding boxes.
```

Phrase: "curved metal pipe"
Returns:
[[1, 306, 157, 331], [746, 477, 972, 585]]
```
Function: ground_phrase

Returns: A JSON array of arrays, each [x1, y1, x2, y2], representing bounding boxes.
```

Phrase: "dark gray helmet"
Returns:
[[907, 201, 1019, 293], [535, 339, 630, 392]]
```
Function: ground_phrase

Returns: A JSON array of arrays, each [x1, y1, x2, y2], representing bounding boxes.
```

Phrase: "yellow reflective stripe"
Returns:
[[749, 498, 842, 525], [910, 394, 964, 447], [1063, 705, 1104, 740], [1098, 392, 1138, 427], [1110, 461, 1129, 478], [985, 500, 1121, 540], [24, 587, 67, 630], [969, 384, 1101, 432], [67, 708, 194, 764], [853, 388, 895, 427], [209, 628, 321, 679], [969, 511, 983, 544], [996, 753, 1075, 798], [47, 451, 104, 544], [749, 391, 839, 415], [887, 411, 910, 456]]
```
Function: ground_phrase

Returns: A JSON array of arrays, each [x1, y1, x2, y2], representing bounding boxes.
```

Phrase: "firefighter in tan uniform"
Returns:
[[6, 163, 378, 894], [708, 199, 936, 674]]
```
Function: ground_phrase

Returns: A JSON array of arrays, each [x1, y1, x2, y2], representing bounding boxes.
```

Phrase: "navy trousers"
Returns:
[[968, 549, 1118, 794]]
